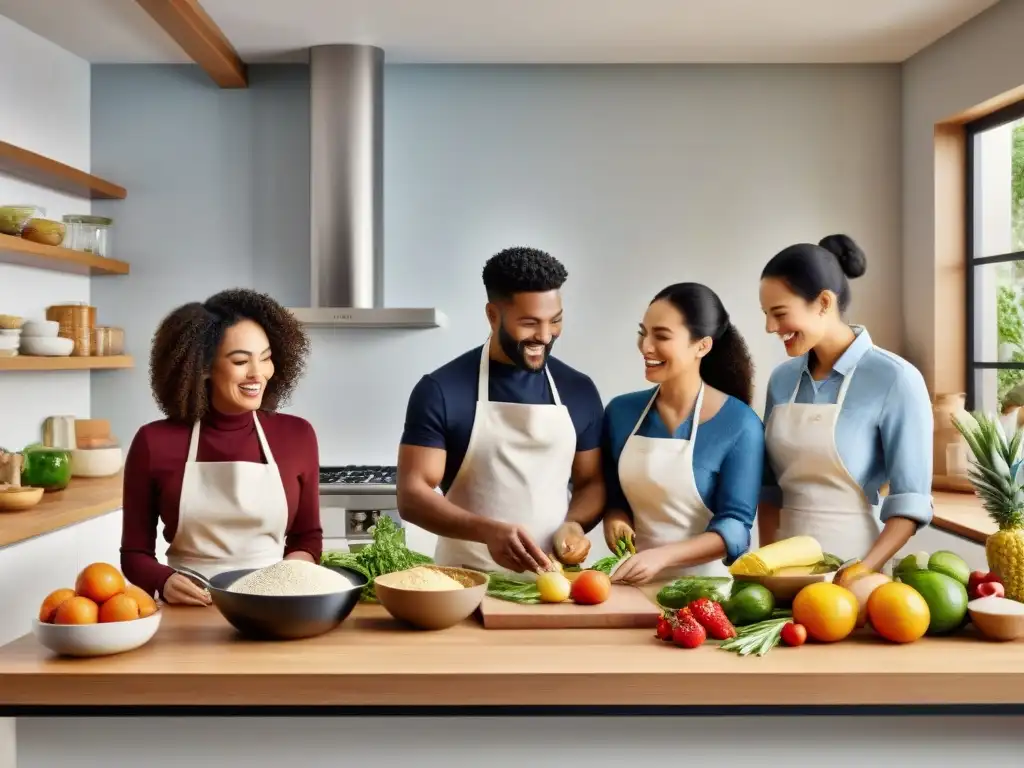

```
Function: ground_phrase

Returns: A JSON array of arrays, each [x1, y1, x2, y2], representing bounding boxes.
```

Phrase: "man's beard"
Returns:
[[498, 323, 556, 371]]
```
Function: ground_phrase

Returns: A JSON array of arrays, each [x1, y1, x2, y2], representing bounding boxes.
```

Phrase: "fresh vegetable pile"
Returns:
[[486, 568, 613, 606], [321, 516, 433, 602]]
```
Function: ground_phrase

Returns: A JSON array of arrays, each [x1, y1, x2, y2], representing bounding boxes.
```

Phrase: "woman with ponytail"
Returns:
[[601, 283, 764, 584], [759, 234, 932, 574]]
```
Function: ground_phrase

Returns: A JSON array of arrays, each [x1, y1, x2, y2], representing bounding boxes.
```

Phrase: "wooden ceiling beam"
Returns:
[[135, 0, 248, 88]]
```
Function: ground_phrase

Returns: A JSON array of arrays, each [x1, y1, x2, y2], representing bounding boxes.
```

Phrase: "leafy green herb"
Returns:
[[486, 574, 542, 603], [718, 613, 792, 657], [811, 553, 845, 574], [321, 516, 433, 602], [589, 536, 635, 575], [656, 576, 733, 609]]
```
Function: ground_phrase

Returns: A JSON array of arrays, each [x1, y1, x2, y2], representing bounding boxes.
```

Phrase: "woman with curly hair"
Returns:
[[120, 288, 322, 605], [601, 283, 764, 585]]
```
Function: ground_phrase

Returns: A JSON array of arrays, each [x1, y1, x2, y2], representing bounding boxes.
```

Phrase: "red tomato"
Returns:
[[781, 622, 808, 647], [571, 570, 612, 605]]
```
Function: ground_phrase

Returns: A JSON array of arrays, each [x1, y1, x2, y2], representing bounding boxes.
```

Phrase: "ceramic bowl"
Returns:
[[33, 610, 162, 657], [732, 571, 836, 601], [0, 486, 44, 512], [20, 336, 73, 356], [70, 447, 123, 477], [21, 320, 59, 338], [968, 597, 1024, 641], [374, 566, 488, 630], [0, 335, 18, 351]]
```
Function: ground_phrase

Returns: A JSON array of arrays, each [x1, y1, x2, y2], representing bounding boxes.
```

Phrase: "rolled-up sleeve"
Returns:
[[759, 382, 783, 507], [878, 367, 934, 527], [709, 413, 764, 564]]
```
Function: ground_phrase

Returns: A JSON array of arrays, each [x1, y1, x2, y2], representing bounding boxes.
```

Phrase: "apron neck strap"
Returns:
[[186, 412, 274, 465], [631, 382, 705, 440], [478, 337, 563, 406]]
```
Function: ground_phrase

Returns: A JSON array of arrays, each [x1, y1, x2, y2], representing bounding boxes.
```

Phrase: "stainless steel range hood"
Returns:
[[287, 45, 445, 329]]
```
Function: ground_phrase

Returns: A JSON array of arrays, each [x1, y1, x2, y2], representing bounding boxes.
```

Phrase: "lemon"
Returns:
[[536, 571, 571, 603]]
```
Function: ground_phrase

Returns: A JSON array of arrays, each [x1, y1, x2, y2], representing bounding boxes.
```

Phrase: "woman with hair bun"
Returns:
[[601, 283, 764, 585], [759, 234, 932, 572]]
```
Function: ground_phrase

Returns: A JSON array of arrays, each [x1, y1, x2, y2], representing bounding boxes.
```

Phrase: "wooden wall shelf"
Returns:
[[0, 234, 129, 276], [0, 140, 126, 200], [0, 356, 133, 372]]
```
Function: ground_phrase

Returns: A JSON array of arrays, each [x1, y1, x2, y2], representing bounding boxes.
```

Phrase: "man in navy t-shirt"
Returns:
[[397, 246, 606, 574]]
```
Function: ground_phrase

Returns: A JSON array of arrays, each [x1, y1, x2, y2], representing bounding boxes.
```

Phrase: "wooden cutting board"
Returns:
[[479, 584, 663, 629]]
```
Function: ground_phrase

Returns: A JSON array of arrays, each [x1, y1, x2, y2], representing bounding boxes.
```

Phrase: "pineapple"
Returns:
[[952, 412, 1024, 601]]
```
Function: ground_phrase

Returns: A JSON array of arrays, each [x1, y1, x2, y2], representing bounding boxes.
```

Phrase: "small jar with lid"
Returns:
[[62, 215, 113, 257]]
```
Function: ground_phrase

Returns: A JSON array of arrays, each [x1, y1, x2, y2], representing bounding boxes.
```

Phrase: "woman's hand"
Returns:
[[553, 521, 591, 565], [603, 510, 635, 553], [610, 548, 670, 586], [162, 573, 212, 606]]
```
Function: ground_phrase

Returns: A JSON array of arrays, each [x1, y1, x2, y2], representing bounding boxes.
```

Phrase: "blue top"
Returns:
[[602, 389, 765, 564], [400, 346, 605, 493], [760, 327, 934, 527]]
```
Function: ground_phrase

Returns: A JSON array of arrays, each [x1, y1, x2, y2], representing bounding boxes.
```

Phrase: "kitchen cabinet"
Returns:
[[0, 510, 122, 646]]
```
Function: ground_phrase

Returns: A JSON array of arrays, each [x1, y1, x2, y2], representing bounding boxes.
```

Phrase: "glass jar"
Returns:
[[62, 215, 113, 257]]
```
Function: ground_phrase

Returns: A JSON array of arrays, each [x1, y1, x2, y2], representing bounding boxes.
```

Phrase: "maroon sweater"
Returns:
[[120, 408, 323, 596]]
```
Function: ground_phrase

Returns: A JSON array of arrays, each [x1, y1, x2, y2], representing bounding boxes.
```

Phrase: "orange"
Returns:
[[867, 582, 930, 643], [99, 594, 140, 623], [75, 562, 126, 604], [124, 584, 159, 618], [54, 596, 99, 625], [791, 582, 859, 643], [38, 588, 76, 623]]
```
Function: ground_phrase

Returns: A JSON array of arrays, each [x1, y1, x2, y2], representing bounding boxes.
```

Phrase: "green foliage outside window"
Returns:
[[995, 121, 1024, 406]]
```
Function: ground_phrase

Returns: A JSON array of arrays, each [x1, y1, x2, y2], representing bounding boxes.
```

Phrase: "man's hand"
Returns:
[[483, 521, 552, 573], [553, 521, 591, 565]]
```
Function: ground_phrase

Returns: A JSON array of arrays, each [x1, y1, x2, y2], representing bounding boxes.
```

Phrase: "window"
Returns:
[[966, 100, 1024, 412]]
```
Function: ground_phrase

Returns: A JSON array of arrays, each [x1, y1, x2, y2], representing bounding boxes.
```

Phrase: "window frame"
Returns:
[[965, 98, 1024, 411]]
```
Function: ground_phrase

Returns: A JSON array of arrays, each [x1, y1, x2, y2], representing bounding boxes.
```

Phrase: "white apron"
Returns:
[[166, 412, 289, 578], [618, 384, 729, 580], [435, 340, 578, 572], [765, 363, 880, 562]]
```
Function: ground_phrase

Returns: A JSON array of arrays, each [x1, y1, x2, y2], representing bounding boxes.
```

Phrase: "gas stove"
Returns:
[[319, 464, 397, 495], [318, 464, 401, 545]]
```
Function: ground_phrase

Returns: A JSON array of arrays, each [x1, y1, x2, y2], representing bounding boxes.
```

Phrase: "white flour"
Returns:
[[227, 560, 356, 596]]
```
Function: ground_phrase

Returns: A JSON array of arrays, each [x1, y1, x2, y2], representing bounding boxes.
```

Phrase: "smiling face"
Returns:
[[759, 276, 835, 357], [487, 290, 563, 371], [637, 299, 710, 384], [208, 319, 274, 414]]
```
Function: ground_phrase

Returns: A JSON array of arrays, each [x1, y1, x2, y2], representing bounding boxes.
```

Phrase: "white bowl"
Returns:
[[33, 610, 162, 657], [21, 320, 59, 337], [71, 447, 123, 477], [0, 335, 18, 351], [0, 328, 21, 337], [20, 336, 73, 356]]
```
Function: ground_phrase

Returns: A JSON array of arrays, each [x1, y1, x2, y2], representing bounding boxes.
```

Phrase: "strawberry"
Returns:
[[977, 580, 1005, 598], [655, 616, 674, 641], [687, 598, 737, 640], [781, 622, 807, 647], [671, 612, 706, 649]]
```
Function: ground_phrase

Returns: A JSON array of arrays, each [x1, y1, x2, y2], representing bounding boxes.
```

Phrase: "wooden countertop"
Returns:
[[0, 474, 123, 548], [1, 602, 1022, 710], [931, 491, 994, 544]]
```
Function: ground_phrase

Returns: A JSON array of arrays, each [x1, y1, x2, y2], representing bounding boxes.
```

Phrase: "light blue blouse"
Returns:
[[760, 327, 934, 527], [603, 391, 765, 564]]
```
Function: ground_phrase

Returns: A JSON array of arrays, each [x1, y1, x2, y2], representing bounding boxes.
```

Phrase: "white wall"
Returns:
[[90, 64, 904, 464], [902, 0, 1024, 393], [0, 15, 91, 450]]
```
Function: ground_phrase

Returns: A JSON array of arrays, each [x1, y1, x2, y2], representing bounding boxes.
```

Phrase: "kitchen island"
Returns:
[[2, 604, 1024, 766]]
